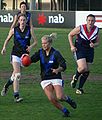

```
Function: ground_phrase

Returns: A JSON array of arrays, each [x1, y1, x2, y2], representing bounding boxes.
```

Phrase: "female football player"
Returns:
[[1, 13, 37, 102], [68, 14, 99, 94], [30, 33, 77, 117]]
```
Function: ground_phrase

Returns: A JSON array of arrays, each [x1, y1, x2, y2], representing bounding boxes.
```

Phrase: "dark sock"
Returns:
[[5, 79, 13, 88], [61, 107, 68, 113], [66, 96, 77, 109], [75, 70, 81, 79], [14, 92, 19, 99], [65, 96, 72, 103], [78, 71, 89, 89]]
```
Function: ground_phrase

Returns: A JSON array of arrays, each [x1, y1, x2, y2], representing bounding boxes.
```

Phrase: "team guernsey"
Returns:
[[76, 24, 99, 49], [74, 24, 99, 62], [31, 47, 66, 80], [11, 26, 31, 57]]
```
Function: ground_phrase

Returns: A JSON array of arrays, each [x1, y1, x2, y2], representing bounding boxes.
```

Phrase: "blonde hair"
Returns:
[[41, 33, 57, 43]]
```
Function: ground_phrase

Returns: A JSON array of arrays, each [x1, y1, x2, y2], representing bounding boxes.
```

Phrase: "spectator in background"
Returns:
[[57, 0, 63, 10], [64, 0, 67, 11], [51, 0, 64, 11], [10, 1, 33, 29], [51, 0, 57, 10]]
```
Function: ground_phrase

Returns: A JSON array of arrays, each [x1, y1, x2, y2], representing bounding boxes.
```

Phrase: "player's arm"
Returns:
[[30, 50, 40, 63], [10, 15, 18, 29], [31, 27, 37, 47], [90, 34, 100, 48], [29, 14, 35, 40], [95, 34, 100, 46], [68, 26, 80, 52], [1, 29, 14, 55], [52, 51, 66, 74], [26, 28, 37, 52], [29, 15, 33, 28]]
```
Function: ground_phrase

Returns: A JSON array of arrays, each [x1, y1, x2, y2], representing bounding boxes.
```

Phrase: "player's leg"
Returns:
[[76, 63, 90, 94], [71, 58, 87, 88], [1, 73, 14, 96], [77, 71, 89, 94], [1, 55, 16, 96], [54, 84, 77, 109], [12, 62, 23, 102], [76, 59, 88, 94], [41, 81, 70, 117], [71, 51, 84, 88], [76, 50, 93, 94], [45, 85, 70, 117]]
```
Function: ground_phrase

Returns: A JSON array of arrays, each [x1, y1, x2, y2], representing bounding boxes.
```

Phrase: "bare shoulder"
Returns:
[[69, 26, 80, 36], [71, 26, 80, 33]]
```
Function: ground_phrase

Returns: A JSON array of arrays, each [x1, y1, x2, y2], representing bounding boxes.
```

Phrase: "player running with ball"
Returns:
[[25, 33, 77, 117]]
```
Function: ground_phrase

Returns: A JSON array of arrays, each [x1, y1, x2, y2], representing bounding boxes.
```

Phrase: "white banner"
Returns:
[[76, 11, 102, 28]]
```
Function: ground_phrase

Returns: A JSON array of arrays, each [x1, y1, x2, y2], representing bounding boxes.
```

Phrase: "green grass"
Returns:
[[0, 27, 102, 120], [0, 81, 102, 120]]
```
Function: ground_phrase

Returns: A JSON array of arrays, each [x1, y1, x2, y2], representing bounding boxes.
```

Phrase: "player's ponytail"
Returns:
[[49, 33, 57, 42], [41, 33, 57, 44]]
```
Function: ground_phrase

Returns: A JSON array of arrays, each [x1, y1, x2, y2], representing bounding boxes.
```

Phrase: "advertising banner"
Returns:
[[76, 11, 102, 28], [0, 11, 75, 28]]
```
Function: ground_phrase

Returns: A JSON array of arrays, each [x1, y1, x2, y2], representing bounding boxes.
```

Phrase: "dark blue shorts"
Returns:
[[73, 49, 94, 63]]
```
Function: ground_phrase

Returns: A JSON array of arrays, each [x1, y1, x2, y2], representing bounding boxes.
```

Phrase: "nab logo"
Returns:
[[37, 13, 65, 25], [0, 13, 13, 22], [37, 13, 47, 25], [49, 14, 64, 23]]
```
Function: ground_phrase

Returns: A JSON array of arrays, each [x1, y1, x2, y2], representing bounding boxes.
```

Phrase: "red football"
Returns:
[[21, 54, 31, 67]]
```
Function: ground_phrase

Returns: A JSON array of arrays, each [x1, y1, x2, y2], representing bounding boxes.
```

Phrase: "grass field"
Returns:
[[0, 27, 102, 120]]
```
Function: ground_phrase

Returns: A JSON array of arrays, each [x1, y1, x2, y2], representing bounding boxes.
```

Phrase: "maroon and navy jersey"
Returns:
[[75, 24, 99, 49]]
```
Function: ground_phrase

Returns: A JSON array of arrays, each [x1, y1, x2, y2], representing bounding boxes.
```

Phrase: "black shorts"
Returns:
[[73, 49, 94, 63]]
